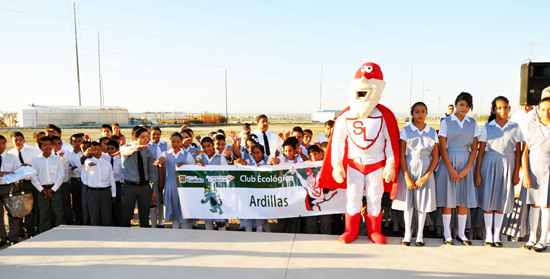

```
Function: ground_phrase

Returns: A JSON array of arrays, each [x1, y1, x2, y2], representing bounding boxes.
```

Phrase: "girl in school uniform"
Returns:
[[392, 102, 439, 246], [435, 92, 480, 246], [474, 96, 521, 247], [521, 97, 550, 252], [111, 123, 126, 145], [196, 136, 228, 231], [155, 132, 195, 229], [180, 129, 200, 156]]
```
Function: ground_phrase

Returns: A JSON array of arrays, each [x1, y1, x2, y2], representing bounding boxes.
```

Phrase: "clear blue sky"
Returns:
[[1, 0, 549, 116]]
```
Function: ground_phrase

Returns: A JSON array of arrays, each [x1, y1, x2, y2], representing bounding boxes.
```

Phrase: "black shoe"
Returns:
[[494, 242, 503, 248], [238, 227, 246, 231], [401, 241, 410, 246], [456, 236, 472, 246], [192, 226, 198, 230], [533, 243, 547, 253], [18, 233, 26, 239], [9, 240, 19, 246], [415, 241, 425, 247], [523, 241, 536, 250], [0, 241, 7, 247], [443, 236, 454, 245], [484, 241, 495, 247], [158, 225, 164, 228]]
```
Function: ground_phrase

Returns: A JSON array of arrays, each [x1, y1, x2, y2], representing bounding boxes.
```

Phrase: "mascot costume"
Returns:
[[319, 62, 399, 244]]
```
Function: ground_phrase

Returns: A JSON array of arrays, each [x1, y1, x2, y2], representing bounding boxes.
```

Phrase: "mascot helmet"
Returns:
[[348, 62, 386, 119]]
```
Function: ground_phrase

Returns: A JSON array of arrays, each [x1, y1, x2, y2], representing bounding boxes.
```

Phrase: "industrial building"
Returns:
[[18, 105, 129, 127]]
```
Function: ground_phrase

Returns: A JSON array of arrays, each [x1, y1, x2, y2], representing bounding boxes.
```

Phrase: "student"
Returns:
[[151, 126, 167, 228], [68, 134, 84, 225], [154, 132, 195, 229], [46, 124, 71, 151], [240, 144, 271, 232], [9, 131, 41, 237], [392, 102, 439, 246], [101, 124, 113, 138], [520, 97, 550, 252], [315, 120, 334, 144], [80, 141, 94, 225], [302, 145, 332, 235], [99, 137, 111, 158], [107, 140, 123, 226], [120, 127, 158, 228], [291, 127, 310, 161], [214, 134, 233, 164], [303, 129, 313, 149], [252, 114, 282, 160], [112, 123, 126, 145], [141, 125, 163, 228], [31, 131, 46, 152], [0, 135, 22, 246], [238, 123, 252, 149], [180, 129, 200, 156], [442, 104, 455, 120], [110, 135, 121, 145], [51, 136, 73, 227], [151, 126, 169, 153], [474, 96, 521, 248], [231, 132, 261, 165], [30, 137, 66, 233], [196, 136, 228, 230], [84, 142, 116, 226], [269, 138, 302, 233], [435, 92, 480, 246]]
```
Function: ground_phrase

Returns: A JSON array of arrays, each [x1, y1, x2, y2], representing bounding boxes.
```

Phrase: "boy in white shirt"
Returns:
[[107, 140, 123, 226], [85, 142, 116, 226], [30, 137, 66, 233], [0, 135, 22, 246], [9, 131, 41, 237], [315, 120, 334, 144], [291, 127, 310, 161], [68, 134, 84, 225]]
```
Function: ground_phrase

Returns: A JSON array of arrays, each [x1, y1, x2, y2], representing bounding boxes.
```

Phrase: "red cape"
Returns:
[[318, 104, 400, 200]]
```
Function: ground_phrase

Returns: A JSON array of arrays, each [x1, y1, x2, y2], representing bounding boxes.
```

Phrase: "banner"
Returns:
[[176, 162, 346, 219]]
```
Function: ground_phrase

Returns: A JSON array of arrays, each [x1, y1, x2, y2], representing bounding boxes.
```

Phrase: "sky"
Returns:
[[1, 0, 549, 117]]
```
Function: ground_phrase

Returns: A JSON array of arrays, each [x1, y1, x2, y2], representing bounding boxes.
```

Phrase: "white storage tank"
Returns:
[[311, 110, 342, 123], [18, 105, 130, 127]]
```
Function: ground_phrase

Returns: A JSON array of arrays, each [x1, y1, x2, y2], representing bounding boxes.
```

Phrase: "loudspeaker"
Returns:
[[519, 62, 550, 106]]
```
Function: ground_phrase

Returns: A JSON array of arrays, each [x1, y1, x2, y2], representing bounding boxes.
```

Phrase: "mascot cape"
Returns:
[[318, 104, 400, 200]]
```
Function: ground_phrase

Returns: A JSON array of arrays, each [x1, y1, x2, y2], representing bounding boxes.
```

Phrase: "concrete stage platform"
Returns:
[[0, 226, 548, 278]]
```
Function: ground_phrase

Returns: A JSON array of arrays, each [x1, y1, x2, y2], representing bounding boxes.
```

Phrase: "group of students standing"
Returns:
[[393, 87, 550, 253], [2, 90, 550, 253]]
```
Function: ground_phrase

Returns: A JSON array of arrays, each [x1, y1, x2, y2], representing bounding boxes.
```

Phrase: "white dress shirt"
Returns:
[[252, 129, 282, 160], [315, 134, 329, 144], [85, 157, 116, 197], [400, 123, 439, 143], [160, 149, 195, 166], [109, 155, 123, 183], [479, 120, 521, 142], [0, 151, 22, 185], [277, 155, 303, 165], [69, 150, 83, 179], [53, 150, 71, 183], [31, 153, 65, 192], [523, 120, 550, 140]]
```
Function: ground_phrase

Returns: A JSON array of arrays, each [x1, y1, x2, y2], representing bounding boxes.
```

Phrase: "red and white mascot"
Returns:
[[319, 62, 399, 244]]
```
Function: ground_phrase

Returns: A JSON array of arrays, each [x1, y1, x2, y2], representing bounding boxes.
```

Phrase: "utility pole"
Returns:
[[224, 67, 228, 124], [479, 89, 483, 121], [421, 79, 425, 101], [409, 65, 413, 110], [73, 2, 82, 106], [97, 32, 104, 106], [319, 63, 323, 111], [437, 91, 440, 121]]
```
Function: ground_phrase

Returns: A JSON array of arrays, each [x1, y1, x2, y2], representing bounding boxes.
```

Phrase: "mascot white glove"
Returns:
[[383, 159, 396, 183], [332, 161, 346, 184]]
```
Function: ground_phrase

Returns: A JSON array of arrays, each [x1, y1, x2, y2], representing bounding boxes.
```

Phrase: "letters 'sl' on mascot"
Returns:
[[319, 62, 400, 244]]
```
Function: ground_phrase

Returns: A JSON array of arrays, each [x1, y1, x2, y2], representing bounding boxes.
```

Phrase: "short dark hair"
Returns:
[[33, 131, 46, 140], [38, 137, 53, 148], [110, 135, 120, 141], [10, 131, 24, 140], [101, 124, 112, 131], [90, 141, 101, 148], [99, 137, 110, 144], [107, 140, 119, 149], [325, 120, 334, 128], [0, 135, 6, 143], [243, 123, 251, 129], [51, 136, 61, 143], [133, 127, 148, 138], [448, 104, 454, 107], [71, 133, 82, 141], [256, 114, 268, 123], [282, 137, 298, 150], [214, 134, 226, 142], [308, 145, 323, 154], [81, 141, 92, 149], [455, 92, 473, 109], [217, 129, 225, 136], [151, 126, 161, 133], [47, 125, 62, 135], [539, 97, 550, 106], [303, 129, 313, 136], [292, 126, 304, 136]]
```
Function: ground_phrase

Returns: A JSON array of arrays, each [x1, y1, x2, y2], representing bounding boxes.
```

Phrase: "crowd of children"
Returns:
[[1, 89, 550, 253]]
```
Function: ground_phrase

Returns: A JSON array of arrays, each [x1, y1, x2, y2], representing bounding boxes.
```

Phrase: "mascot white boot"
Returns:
[[319, 62, 399, 244]]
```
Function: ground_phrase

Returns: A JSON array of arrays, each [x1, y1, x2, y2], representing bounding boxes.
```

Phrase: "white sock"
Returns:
[[172, 220, 180, 230], [256, 225, 263, 232], [417, 211, 427, 242], [493, 213, 504, 243], [158, 204, 164, 225], [150, 208, 158, 228], [181, 222, 193, 229], [457, 214, 468, 240], [442, 214, 452, 241], [403, 207, 413, 242], [540, 208, 550, 246], [483, 213, 493, 243], [218, 226, 227, 231], [528, 207, 541, 243], [204, 221, 214, 230]]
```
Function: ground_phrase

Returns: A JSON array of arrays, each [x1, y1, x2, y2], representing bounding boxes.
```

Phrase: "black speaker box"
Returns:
[[519, 62, 550, 106]]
